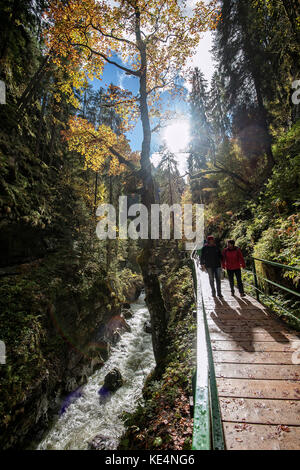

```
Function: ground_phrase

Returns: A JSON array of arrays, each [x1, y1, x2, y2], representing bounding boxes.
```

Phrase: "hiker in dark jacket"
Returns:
[[200, 235, 223, 298], [222, 240, 246, 297]]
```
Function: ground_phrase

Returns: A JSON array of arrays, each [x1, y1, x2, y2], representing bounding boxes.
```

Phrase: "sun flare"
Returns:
[[162, 120, 190, 154]]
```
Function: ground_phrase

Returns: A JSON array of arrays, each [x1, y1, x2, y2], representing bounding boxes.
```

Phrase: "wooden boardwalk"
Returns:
[[200, 271, 300, 450]]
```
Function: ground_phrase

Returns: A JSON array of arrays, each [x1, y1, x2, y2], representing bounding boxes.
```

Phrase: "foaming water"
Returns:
[[37, 294, 155, 450]]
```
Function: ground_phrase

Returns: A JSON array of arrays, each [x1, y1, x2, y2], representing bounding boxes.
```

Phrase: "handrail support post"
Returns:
[[252, 259, 260, 302]]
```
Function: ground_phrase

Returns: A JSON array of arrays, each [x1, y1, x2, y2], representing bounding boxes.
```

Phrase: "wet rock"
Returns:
[[86, 341, 110, 363], [103, 368, 123, 392], [88, 434, 118, 450], [102, 315, 131, 345], [122, 277, 144, 302], [111, 330, 122, 345], [144, 321, 152, 334], [126, 286, 142, 302], [121, 308, 133, 320], [35, 395, 49, 424], [122, 303, 131, 309]]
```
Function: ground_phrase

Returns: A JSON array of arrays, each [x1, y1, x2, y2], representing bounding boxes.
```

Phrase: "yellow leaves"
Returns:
[[63, 116, 136, 175], [192, 0, 221, 32], [46, 0, 220, 82], [45, 0, 221, 125]]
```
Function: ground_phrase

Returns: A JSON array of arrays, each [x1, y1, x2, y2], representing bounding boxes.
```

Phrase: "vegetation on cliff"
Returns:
[[0, 0, 142, 449]]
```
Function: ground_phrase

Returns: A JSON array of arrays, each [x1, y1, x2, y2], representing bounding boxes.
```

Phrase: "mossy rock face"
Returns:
[[0, 223, 47, 267], [125, 284, 143, 302], [0, 253, 123, 450], [118, 270, 144, 302]]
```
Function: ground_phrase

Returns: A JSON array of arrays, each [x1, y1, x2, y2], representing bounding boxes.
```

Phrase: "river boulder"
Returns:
[[144, 321, 152, 334], [103, 315, 131, 345], [121, 308, 133, 320], [103, 368, 123, 392]]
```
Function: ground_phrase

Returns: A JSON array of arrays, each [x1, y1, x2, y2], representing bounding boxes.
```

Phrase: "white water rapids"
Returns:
[[37, 294, 155, 450]]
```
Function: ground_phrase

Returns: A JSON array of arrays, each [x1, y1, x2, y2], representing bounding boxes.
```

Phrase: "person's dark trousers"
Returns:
[[227, 269, 244, 294], [206, 267, 222, 296]]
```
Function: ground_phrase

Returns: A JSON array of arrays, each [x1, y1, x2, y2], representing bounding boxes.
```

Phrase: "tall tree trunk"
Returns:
[[239, 1, 274, 175], [252, 76, 275, 174], [167, 161, 175, 240], [35, 92, 47, 158], [106, 174, 112, 271], [17, 54, 49, 118], [94, 171, 99, 211], [135, 8, 167, 374]]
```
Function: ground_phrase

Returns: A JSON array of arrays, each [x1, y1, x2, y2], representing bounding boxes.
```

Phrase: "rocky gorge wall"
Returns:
[[0, 252, 143, 450]]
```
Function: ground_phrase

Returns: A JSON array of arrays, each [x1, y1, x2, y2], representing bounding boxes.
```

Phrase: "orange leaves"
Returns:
[[191, 1, 221, 32], [144, 390, 193, 450], [63, 116, 137, 175]]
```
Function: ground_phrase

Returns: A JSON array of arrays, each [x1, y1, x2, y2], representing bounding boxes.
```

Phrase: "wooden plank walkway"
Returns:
[[200, 271, 300, 450]]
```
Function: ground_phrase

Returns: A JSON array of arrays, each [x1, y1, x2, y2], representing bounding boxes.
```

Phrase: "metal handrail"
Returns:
[[243, 271, 296, 319], [253, 257, 300, 272], [190, 251, 224, 450], [245, 258, 300, 326], [253, 273, 300, 298]]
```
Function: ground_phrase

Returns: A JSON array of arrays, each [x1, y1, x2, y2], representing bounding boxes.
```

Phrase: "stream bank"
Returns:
[[119, 249, 196, 451], [37, 293, 155, 450]]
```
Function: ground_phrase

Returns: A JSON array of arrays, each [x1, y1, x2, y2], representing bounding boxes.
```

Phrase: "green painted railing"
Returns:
[[190, 251, 224, 451], [245, 257, 300, 325]]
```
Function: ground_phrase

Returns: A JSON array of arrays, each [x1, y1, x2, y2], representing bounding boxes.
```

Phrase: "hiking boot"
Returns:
[[240, 293, 246, 297]]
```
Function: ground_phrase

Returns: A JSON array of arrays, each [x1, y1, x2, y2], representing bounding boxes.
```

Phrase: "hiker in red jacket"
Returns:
[[222, 240, 246, 297]]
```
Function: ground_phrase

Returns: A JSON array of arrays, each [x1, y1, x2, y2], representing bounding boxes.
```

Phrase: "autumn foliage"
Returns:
[[44, 0, 220, 174]]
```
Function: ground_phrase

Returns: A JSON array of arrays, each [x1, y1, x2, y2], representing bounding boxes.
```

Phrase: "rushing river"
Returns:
[[37, 294, 155, 450]]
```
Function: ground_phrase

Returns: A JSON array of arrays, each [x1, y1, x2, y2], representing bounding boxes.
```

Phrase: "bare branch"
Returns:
[[69, 41, 140, 76], [90, 22, 139, 50], [190, 166, 252, 194]]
